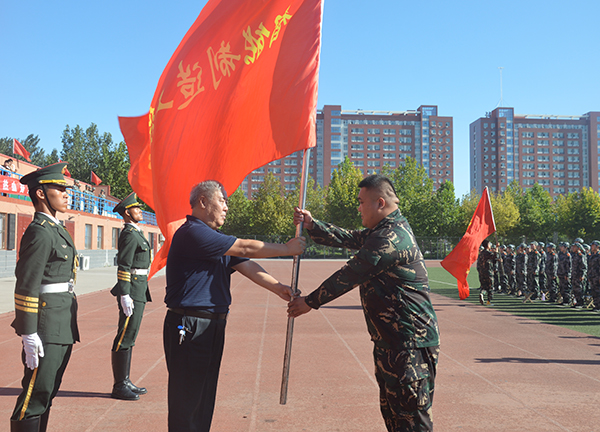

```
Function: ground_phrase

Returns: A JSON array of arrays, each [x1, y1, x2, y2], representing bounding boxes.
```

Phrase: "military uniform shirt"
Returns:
[[304, 209, 439, 350], [111, 223, 152, 303], [11, 212, 79, 344]]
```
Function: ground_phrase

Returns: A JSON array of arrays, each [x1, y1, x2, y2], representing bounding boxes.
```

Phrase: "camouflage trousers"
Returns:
[[558, 276, 571, 303], [545, 274, 558, 301], [374, 345, 439, 432], [479, 276, 493, 302], [571, 277, 585, 304], [516, 273, 527, 294], [526, 273, 539, 296]]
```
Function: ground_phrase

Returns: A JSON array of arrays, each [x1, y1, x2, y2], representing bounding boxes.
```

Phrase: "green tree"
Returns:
[[556, 188, 600, 240], [221, 187, 252, 236], [287, 176, 327, 226], [430, 181, 460, 238], [325, 157, 362, 229], [250, 173, 290, 236], [382, 157, 434, 236], [490, 190, 520, 240]]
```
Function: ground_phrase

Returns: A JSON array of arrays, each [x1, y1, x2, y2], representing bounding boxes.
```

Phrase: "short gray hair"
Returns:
[[189, 180, 226, 208]]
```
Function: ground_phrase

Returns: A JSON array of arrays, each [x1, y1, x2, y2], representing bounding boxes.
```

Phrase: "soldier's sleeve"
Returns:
[[305, 233, 394, 309], [13, 224, 52, 336], [115, 229, 137, 297], [307, 219, 367, 250]]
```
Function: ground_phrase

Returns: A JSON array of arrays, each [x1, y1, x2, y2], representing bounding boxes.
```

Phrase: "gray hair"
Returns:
[[189, 180, 226, 208]]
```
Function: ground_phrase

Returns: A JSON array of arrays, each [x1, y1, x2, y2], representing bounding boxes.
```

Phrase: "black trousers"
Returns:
[[163, 310, 227, 432]]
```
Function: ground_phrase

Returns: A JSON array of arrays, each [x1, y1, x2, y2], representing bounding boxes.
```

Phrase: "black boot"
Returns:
[[111, 350, 139, 401], [39, 409, 50, 432], [10, 416, 40, 431], [124, 349, 147, 395]]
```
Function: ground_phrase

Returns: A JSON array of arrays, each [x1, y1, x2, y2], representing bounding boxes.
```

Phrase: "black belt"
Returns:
[[168, 308, 228, 320]]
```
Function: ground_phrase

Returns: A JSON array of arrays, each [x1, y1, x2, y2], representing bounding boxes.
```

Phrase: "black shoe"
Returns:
[[112, 381, 140, 401], [125, 378, 147, 395]]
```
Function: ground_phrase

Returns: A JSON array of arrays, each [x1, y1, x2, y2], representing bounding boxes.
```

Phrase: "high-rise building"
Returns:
[[470, 107, 600, 197], [241, 104, 454, 195]]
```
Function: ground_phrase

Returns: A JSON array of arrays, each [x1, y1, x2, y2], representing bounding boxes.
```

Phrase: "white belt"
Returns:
[[40, 282, 74, 294], [131, 269, 149, 275]]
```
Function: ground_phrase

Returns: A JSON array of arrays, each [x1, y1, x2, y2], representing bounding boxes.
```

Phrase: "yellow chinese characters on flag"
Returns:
[[119, 0, 323, 278]]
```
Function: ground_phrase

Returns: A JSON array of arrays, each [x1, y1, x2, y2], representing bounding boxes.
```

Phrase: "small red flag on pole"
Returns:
[[119, 0, 322, 279], [441, 187, 496, 300], [90, 171, 102, 185], [13, 139, 31, 162]]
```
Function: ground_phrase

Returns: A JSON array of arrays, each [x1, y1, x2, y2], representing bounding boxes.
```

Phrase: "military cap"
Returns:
[[530, 241, 538, 247], [508, 244, 515, 249], [562, 241, 570, 248], [113, 192, 141, 215], [20, 162, 70, 189], [519, 243, 527, 248], [547, 242, 555, 249], [573, 242, 582, 250], [575, 237, 584, 244], [538, 242, 545, 248], [591, 240, 600, 247], [583, 243, 590, 251], [500, 244, 506, 249]]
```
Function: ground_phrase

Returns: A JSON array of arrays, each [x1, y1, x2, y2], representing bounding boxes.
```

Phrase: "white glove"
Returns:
[[22, 333, 44, 370], [120, 294, 134, 317]]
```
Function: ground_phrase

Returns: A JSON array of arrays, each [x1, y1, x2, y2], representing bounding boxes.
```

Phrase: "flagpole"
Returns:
[[280, 148, 311, 405]]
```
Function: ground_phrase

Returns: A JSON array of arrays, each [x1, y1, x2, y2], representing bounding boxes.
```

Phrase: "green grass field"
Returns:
[[428, 266, 600, 338]]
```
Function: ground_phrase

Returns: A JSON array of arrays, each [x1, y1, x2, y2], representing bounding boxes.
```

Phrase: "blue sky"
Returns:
[[2, 0, 599, 197]]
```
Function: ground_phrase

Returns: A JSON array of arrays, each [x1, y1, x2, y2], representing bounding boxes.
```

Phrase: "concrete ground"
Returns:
[[1, 260, 600, 431]]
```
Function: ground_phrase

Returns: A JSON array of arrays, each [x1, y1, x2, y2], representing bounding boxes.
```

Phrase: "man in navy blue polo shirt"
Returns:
[[163, 180, 306, 432]]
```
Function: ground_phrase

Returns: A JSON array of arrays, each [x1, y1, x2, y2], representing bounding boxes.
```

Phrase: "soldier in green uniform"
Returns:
[[10, 162, 78, 432], [288, 175, 440, 432], [110, 193, 152, 401]]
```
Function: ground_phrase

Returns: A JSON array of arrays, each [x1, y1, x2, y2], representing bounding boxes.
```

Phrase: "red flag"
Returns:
[[60, 160, 71, 177], [13, 139, 31, 162], [441, 187, 496, 300], [119, 0, 322, 278], [91, 171, 102, 185]]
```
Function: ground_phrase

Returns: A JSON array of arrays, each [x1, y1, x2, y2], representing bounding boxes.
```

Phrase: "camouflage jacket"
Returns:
[[304, 209, 440, 350], [557, 251, 571, 278], [588, 252, 600, 287], [527, 250, 540, 275], [476, 249, 495, 281], [515, 252, 527, 275], [503, 253, 515, 274], [572, 251, 587, 278], [538, 251, 546, 274], [545, 251, 558, 277]]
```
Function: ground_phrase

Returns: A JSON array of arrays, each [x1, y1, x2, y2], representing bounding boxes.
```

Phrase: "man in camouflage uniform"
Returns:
[[477, 240, 495, 305], [588, 241, 600, 312], [525, 241, 540, 303], [557, 242, 572, 305], [537, 242, 546, 300], [515, 243, 528, 297], [545, 243, 559, 303], [498, 245, 509, 293], [288, 175, 439, 432], [490, 244, 500, 293], [570, 243, 587, 307], [504, 245, 516, 295], [583, 244, 592, 307]]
